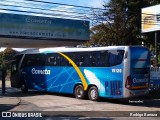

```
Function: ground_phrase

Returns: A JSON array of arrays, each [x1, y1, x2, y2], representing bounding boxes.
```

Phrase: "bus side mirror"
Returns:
[[11, 64, 17, 74]]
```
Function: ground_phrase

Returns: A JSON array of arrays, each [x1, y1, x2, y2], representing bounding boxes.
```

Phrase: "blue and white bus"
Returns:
[[10, 46, 150, 101]]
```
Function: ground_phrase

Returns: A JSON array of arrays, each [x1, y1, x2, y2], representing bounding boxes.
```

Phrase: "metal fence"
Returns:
[[150, 67, 160, 90]]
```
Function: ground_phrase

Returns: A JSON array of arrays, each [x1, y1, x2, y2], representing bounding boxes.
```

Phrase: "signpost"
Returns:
[[142, 5, 160, 66], [155, 31, 158, 67], [0, 13, 89, 41], [0, 13, 90, 47]]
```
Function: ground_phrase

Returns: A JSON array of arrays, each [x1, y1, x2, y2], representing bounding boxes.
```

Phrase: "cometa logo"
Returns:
[[31, 68, 50, 75], [133, 78, 148, 83]]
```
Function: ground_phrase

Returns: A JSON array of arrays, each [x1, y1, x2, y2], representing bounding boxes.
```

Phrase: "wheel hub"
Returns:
[[77, 88, 83, 97], [90, 89, 97, 99]]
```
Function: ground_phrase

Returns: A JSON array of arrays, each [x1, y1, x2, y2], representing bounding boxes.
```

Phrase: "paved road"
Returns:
[[8, 89, 160, 119], [1, 81, 160, 119], [10, 90, 160, 112]]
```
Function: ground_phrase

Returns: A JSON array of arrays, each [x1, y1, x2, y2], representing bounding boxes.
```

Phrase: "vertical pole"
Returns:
[[2, 70, 6, 95], [155, 31, 158, 67]]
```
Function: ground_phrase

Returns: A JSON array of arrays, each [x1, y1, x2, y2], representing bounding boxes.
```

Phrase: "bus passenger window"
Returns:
[[48, 56, 55, 63], [108, 50, 124, 66], [96, 51, 104, 67], [89, 55, 96, 66], [61, 57, 70, 66], [48, 56, 56, 65]]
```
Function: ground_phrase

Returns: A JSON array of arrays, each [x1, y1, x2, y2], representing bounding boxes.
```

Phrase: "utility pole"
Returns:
[[155, 31, 158, 67]]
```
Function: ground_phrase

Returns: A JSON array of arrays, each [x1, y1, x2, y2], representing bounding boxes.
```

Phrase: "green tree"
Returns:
[[89, 0, 160, 46], [89, 24, 113, 45], [0, 48, 17, 70]]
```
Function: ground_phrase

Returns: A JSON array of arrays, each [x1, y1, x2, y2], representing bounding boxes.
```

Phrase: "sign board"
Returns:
[[141, 5, 160, 33], [0, 13, 89, 41]]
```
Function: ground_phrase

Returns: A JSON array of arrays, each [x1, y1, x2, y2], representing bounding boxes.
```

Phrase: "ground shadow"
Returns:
[[1, 85, 76, 98], [0, 87, 47, 97], [0, 104, 18, 112]]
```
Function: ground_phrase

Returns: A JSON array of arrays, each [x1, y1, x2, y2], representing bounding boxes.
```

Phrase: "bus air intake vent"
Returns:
[[105, 81, 122, 96]]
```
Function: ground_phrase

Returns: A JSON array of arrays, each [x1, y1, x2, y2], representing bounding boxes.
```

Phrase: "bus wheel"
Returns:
[[88, 86, 99, 101], [21, 81, 28, 93], [74, 85, 85, 99]]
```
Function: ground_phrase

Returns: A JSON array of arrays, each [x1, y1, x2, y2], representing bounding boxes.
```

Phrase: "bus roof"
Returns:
[[16, 46, 147, 55]]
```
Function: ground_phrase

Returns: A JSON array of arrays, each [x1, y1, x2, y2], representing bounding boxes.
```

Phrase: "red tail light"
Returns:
[[125, 76, 132, 89]]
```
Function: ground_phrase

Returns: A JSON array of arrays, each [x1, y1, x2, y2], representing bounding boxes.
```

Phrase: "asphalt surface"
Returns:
[[0, 80, 160, 120], [0, 81, 20, 112]]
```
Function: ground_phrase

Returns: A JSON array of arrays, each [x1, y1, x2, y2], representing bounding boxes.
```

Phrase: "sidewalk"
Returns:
[[0, 81, 20, 112]]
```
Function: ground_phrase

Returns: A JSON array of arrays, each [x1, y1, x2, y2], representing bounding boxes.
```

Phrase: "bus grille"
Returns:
[[105, 81, 122, 96]]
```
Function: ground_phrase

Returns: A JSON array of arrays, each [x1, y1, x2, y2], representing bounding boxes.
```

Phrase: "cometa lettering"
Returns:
[[31, 68, 50, 75], [133, 78, 148, 83], [26, 17, 52, 24]]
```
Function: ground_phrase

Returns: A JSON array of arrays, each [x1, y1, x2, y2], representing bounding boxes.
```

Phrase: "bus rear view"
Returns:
[[124, 46, 150, 97]]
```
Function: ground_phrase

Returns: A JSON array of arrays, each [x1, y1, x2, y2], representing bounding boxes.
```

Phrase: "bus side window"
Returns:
[[56, 55, 61, 66], [48, 56, 56, 66], [87, 52, 96, 67], [73, 52, 82, 66], [96, 51, 108, 67], [108, 50, 124, 66], [92, 52, 96, 66], [35, 54, 46, 66], [96, 51, 102, 67], [21, 54, 46, 68], [105, 51, 109, 67], [47, 54, 59, 66], [80, 53, 88, 66], [61, 57, 70, 66]]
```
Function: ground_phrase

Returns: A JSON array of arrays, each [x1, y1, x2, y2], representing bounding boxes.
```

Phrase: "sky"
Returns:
[[49, 0, 108, 8], [0, 0, 109, 52]]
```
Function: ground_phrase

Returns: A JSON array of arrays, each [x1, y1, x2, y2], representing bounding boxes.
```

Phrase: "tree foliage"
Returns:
[[89, 0, 160, 46], [0, 48, 17, 70]]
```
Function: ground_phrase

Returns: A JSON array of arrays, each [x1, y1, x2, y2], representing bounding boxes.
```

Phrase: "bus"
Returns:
[[10, 46, 150, 101]]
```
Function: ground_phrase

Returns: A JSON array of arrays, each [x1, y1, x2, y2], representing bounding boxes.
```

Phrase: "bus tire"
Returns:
[[88, 86, 99, 101], [21, 81, 28, 93], [74, 85, 85, 99]]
